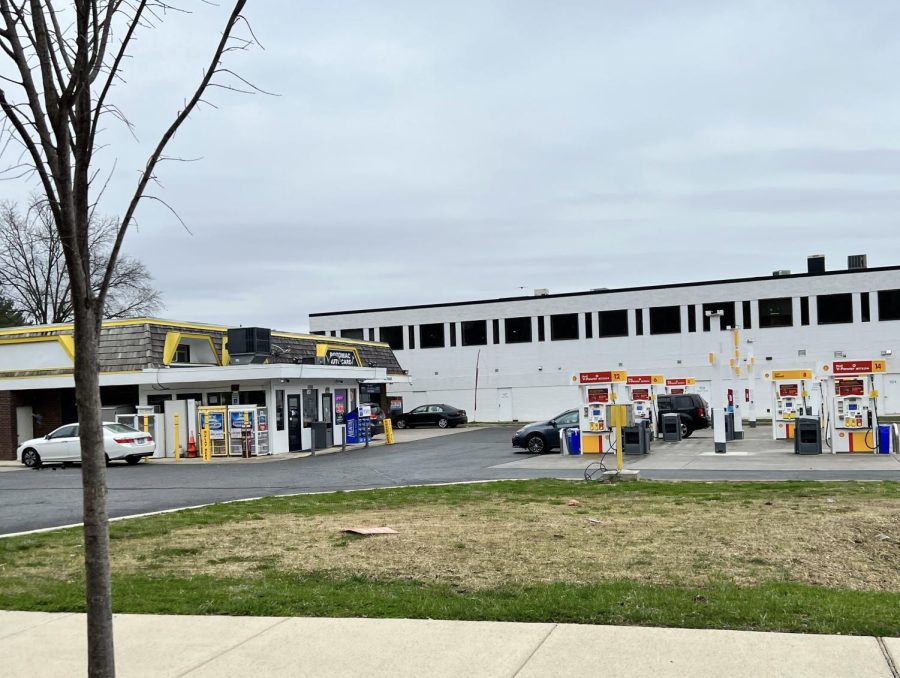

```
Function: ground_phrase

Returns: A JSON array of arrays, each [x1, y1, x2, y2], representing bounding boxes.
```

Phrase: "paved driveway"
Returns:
[[1, 426, 898, 536]]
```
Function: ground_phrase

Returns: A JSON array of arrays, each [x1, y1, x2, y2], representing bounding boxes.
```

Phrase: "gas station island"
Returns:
[[0, 318, 408, 460]]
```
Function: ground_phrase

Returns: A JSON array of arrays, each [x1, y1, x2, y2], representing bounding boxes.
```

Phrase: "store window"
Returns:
[[598, 310, 628, 338], [702, 302, 735, 331], [861, 293, 871, 322], [817, 293, 853, 325], [742, 300, 752, 329], [341, 328, 364, 340], [276, 389, 285, 431], [492, 319, 500, 344], [649, 306, 681, 335], [504, 317, 532, 343], [408, 326, 415, 349], [419, 323, 445, 349], [635, 309, 644, 335], [800, 297, 809, 326], [687, 305, 696, 332], [450, 323, 457, 347], [550, 313, 579, 340], [379, 326, 404, 350], [146, 394, 171, 413], [461, 320, 487, 346], [758, 297, 793, 328], [584, 312, 593, 339], [537, 317, 545, 342], [879, 289, 900, 321]]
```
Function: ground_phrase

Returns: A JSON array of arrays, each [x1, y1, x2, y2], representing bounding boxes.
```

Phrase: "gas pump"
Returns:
[[824, 360, 885, 453], [665, 377, 696, 395], [626, 375, 664, 431], [767, 369, 815, 441], [574, 370, 627, 454]]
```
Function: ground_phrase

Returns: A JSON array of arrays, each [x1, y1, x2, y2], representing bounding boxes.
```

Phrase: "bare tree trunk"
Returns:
[[73, 299, 114, 676]]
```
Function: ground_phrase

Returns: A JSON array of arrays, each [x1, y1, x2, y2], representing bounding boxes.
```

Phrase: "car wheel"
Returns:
[[395, 419, 408, 429], [125, 455, 142, 465], [437, 417, 449, 429], [681, 422, 692, 439], [22, 448, 41, 468], [526, 434, 546, 454]]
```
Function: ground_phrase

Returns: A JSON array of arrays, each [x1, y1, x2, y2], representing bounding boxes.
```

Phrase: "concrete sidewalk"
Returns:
[[1, 612, 897, 677]]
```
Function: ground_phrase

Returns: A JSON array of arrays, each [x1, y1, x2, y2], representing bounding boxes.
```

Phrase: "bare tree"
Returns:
[[0, 199, 162, 323], [0, 2, 253, 676]]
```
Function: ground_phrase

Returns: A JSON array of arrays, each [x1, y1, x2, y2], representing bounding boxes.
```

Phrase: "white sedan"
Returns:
[[17, 422, 156, 468]]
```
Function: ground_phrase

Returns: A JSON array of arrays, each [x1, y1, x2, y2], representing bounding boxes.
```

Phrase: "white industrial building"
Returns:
[[309, 256, 900, 422]]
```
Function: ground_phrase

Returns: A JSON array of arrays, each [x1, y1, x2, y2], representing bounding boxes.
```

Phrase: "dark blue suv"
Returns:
[[512, 409, 580, 453]]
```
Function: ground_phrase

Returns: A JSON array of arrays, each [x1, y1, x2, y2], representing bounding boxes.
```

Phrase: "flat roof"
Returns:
[[309, 265, 900, 318]]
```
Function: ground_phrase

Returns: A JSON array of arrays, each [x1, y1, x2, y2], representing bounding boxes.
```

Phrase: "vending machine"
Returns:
[[824, 360, 885, 453], [226, 405, 269, 457], [768, 369, 815, 441]]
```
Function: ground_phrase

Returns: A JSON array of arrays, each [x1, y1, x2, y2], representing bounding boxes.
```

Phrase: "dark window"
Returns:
[[649, 306, 681, 335], [419, 323, 445, 348], [550, 313, 579, 341], [687, 305, 696, 332], [743, 300, 752, 329], [368, 328, 375, 341], [238, 390, 266, 406], [276, 389, 285, 431], [450, 323, 457, 347], [379, 326, 403, 350], [584, 313, 593, 339], [310, 331, 325, 336], [817, 293, 853, 325], [408, 325, 416, 349], [173, 344, 190, 363], [878, 289, 900, 321], [800, 297, 809, 326], [341, 328, 364, 340], [598, 310, 629, 338], [861, 293, 871, 322], [538, 317, 546, 342], [635, 309, 644, 335], [492, 318, 500, 344], [504, 317, 532, 343], [330, 330, 337, 337], [461, 320, 487, 346], [758, 297, 793, 328], [702, 302, 735, 331], [674, 395, 694, 410]]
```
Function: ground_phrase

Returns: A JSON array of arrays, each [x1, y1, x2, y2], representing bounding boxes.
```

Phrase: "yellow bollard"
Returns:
[[174, 414, 181, 462], [608, 404, 629, 472], [384, 419, 395, 445]]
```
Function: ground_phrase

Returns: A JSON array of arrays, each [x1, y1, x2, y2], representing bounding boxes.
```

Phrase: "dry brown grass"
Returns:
[[101, 493, 900, 592]]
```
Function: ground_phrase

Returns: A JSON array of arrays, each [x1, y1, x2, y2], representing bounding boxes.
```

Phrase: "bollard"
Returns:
[[174, 414, 181, 462], [384, 419, 395, 445], [341, 426, 346, 453]]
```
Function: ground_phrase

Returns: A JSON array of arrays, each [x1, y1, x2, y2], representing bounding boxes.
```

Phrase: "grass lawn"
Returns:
[[1, 479, 898, 636]]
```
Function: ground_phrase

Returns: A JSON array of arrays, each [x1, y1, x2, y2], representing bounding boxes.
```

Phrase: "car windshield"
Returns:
[[103, 423, 139, 434]]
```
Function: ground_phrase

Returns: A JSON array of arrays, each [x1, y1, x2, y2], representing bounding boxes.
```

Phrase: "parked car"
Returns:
[[656, 393, 710, 438], [393, 404, 467, 429], [366, 404, 386, 436], [512, 409, 580, 453], [17, 422, 156, 468]]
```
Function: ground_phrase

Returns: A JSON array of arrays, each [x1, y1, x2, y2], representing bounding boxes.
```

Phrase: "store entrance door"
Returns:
[[302, 389, 319, 450], [322, 393, 334, 448], [287, 394, 302, 451]]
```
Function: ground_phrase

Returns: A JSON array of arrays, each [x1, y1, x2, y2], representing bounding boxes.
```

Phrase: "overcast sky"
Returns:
[[3, 1, 900, 331]]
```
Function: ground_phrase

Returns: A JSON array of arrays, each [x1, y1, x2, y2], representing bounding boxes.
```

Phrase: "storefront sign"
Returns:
[[325, 348, 358, 366], [335, 389, 347, 425]]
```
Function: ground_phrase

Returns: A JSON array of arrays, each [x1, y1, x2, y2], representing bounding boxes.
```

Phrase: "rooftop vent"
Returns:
[[772, 269, 791, 277], [534, 288, 549, 296], [807, 255, 825, 274], [848, 254, 868, 270], [227, 327, 272, 365]]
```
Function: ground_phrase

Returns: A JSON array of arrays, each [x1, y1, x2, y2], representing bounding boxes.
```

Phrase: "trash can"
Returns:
[[311, 421, 329, 450], [794, 416, 822, 455], [878, 425, 892, 454], [566, 428, 581, 454], [623, 422, 651, 455], [662, 413, 682, 442], [724, 412, 735, 442]]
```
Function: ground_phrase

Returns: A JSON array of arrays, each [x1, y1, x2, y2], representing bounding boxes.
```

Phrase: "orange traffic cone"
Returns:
[[187, 433, 198, 458]]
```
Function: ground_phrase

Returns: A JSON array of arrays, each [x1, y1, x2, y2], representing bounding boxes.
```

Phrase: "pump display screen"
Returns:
[[631, 388, 650, 401], [848, 404, 858, 411], [836, 380, 864, 396], [587, 388, 609, 403], [779, 384, 799, 397]]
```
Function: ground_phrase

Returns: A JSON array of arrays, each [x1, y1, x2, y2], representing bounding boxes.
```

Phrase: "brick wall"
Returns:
[[0, 392, 16, 460]]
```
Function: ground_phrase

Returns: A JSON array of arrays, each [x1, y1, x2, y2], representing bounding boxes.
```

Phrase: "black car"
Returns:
[[656, 393, 710, 438], [512, 409, 580, 453], [394, 404, 468, 429], [366, 404, 385, 436]]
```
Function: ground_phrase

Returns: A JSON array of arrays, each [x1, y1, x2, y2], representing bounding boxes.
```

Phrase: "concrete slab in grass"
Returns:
[[0, 612, 286, 678], [0, 610, 75, 641], [184, 617, 555, 678], [517, 625, 894, 678], [880, 637, 900, 671]]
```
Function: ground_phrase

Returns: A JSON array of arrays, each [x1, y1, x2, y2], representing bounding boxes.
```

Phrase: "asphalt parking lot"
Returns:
[[1, 424, 898, 536]]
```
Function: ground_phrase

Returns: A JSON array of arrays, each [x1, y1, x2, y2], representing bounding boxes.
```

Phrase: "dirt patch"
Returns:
[[109, 494, 900, 592]]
